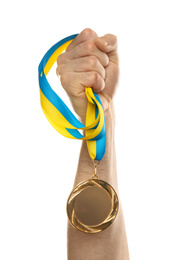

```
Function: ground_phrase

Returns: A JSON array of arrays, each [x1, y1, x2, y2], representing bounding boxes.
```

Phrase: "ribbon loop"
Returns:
[[38, 34, 106, 161]]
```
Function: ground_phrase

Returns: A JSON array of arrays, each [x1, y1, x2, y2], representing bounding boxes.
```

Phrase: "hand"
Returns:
[[56, 28, 119, 121]]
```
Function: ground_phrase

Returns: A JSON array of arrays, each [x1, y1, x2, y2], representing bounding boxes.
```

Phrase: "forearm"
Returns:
[[67, 102, 130, 260]]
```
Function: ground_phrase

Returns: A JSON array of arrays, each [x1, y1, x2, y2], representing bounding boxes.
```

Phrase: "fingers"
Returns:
[[57, 29, 108, 97], [56, 29, 118, 99], [60, 71, 105, 97], [58, 39, 109, 68], [78, 71, 105, 93], [57, 56, 106, 79]]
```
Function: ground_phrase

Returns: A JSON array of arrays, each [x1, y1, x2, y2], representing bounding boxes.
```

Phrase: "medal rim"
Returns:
[[66, 178, 119, 234]]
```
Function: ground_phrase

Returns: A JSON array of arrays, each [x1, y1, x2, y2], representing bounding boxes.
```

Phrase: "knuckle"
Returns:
[[88, 56, 99, 67], [81, 28, 96, 40], [85, 40, 95, 53], [60, 71, 70, 86], [56, 63, 64, 75], [92, 71, 100, 83]]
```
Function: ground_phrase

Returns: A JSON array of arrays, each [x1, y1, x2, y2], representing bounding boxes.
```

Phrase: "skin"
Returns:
[[57, 28, 130, 260]]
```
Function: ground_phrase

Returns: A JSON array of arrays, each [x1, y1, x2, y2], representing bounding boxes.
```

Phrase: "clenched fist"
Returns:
[[56, 28, 119, 121]]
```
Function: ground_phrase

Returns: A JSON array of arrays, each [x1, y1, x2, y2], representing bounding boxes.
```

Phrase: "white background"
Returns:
[[0, 0, 180, 259]]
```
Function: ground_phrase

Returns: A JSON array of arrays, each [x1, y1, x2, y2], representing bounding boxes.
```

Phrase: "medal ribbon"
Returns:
[[38, 34, 106, 161]]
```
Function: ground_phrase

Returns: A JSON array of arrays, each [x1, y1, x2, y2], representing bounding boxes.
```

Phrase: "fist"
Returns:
[[56, 28, 119, 121]]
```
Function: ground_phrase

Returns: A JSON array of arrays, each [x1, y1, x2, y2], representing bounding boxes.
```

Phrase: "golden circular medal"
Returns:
[[67, 176, 119, 234]]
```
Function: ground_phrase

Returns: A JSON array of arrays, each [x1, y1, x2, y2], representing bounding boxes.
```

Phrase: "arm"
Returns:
[[68, 103, 129, 260], [57, 28, 130, 260]]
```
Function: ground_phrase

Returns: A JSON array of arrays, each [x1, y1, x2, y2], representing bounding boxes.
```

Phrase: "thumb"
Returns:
[[94, 34, 119, 64]]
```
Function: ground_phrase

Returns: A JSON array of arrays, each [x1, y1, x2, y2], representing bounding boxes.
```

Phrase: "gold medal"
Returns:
[[67, 161, 119, 234]]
